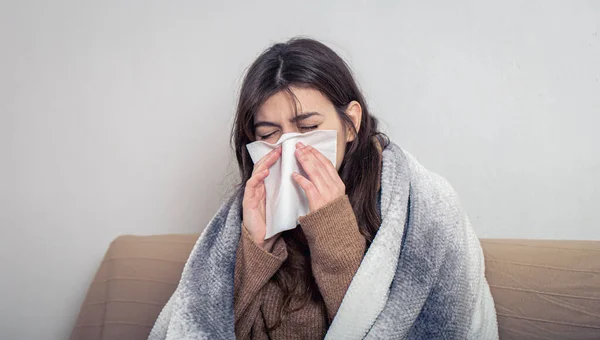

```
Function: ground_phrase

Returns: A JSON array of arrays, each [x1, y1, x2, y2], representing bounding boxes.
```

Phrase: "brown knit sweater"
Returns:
[[234, 194, 365, 339]]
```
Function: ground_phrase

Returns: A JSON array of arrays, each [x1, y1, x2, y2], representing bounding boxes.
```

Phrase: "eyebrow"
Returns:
[[254, 112, 322, 129]]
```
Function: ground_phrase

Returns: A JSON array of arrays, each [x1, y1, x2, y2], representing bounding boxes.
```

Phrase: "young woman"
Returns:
[[149, 38, 498, 340], [232, 38, 388, 339]]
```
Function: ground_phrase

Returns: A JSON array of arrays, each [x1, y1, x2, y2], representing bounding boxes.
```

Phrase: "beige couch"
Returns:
[[70, 235, 600, 340]]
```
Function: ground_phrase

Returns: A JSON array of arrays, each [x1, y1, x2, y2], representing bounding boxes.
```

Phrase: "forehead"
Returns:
[[255, 87, 334, 121]]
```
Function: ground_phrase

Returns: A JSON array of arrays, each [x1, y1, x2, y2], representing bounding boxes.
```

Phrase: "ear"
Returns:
[[345, 100, 362, 142]]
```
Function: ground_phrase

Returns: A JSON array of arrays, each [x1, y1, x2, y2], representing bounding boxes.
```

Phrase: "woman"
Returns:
[[149, 38, 498, 340]]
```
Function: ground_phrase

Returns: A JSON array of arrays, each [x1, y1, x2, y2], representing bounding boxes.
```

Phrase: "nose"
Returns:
[[280, 124, 301, 135]]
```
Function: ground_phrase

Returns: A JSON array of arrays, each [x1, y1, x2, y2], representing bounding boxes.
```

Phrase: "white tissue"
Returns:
[[246, 129, 338, 239]]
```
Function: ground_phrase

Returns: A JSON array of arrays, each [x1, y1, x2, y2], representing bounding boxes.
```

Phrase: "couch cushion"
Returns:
[[481, 239, 600, 340], [69, 234, 198, 340], [71, 235, 600, 340]]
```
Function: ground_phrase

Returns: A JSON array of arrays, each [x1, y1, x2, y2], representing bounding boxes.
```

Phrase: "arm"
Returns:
[[298, 195, 366, 323], [405, 172, 498, 339], [234, 223, 287, 337]]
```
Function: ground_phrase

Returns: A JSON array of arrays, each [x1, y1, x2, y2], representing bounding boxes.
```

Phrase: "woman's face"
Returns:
[[253, 86, 362, 171]]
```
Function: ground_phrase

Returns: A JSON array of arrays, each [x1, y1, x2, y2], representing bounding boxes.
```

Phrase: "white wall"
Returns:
[[1, 1, 598, 339]]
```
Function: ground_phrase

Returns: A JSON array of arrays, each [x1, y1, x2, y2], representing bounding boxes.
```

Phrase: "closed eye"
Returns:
[[259, 125, 319, 140], [259, 132, 276, 140], [300, 125, 319, 131]]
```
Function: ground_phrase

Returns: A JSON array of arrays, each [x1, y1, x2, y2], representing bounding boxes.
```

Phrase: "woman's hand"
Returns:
[[292, 142, 346, 213], [242, 145, 282, 252]]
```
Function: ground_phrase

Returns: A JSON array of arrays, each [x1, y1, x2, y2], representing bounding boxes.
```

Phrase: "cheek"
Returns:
[[335, 132, 346, 171], [320, 115, 347, 170]]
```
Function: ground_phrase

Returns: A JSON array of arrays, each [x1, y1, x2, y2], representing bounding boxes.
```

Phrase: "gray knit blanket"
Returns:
[[148, 142, 499, 339]]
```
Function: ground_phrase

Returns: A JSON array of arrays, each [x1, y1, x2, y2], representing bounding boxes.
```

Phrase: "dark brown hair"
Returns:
[[229, 37, 389, 330]]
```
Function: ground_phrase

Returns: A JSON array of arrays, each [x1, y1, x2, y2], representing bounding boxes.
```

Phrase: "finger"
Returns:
[[303, 145, 340, 185], [253, 146, 281, 174], [253, 146, 280, 172], [297, 143, 334, 180], [292, 172, 319, 204], [295, 143, 330, 192], [246, 168, 269, 195], [245, 170, 268, 203]]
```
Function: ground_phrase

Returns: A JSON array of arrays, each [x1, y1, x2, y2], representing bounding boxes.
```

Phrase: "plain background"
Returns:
[[1, 0, 599, 339]]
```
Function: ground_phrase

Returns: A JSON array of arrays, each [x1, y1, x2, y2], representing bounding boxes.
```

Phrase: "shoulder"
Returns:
[[396, 147, 470, 251], [383, 143, 462, 215], [404, 150, 462, 214]]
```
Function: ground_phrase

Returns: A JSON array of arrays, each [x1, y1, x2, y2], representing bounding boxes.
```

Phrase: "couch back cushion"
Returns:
[[70, 235, 600, 340], [481, 239, 600, 339], [69, 234, 197, 340]]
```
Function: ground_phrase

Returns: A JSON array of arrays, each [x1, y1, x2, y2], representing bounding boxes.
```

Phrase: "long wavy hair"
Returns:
[[230, 37, 390, 330]]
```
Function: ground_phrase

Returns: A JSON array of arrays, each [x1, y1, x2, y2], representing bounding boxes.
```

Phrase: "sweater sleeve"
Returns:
[[234, 223, 287, 337], [298, 195, 366, 323]]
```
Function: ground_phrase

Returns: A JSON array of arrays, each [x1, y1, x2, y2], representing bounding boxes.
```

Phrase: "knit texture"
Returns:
[[148, 142, 499, 340], [234, 194, 365, 339]]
